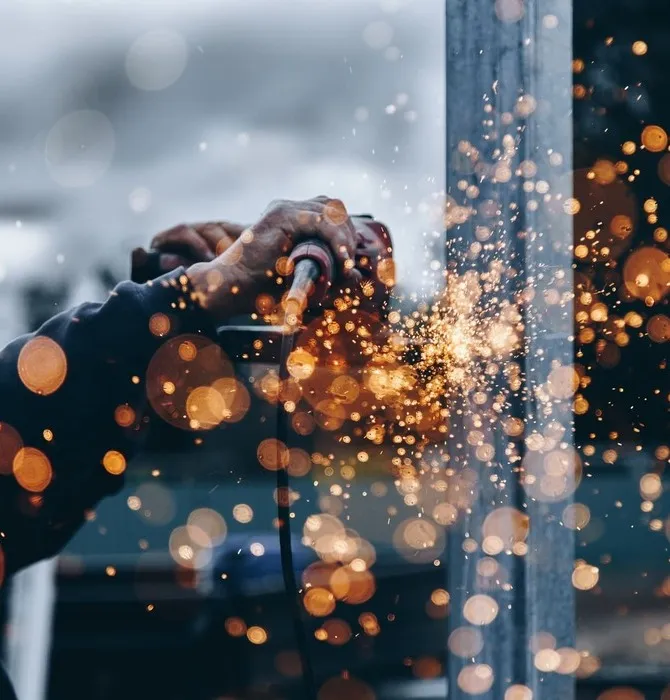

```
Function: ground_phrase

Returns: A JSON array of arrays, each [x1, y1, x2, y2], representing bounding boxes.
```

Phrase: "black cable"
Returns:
[[276, 326, 318, 700]]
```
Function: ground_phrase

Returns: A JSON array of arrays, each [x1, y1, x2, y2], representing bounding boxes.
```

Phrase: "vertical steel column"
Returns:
[[5, 559, 57, 700], [445, 0, 574, 698]]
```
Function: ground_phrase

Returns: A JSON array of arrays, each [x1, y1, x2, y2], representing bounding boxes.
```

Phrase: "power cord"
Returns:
[[276, 326, 318, 700]]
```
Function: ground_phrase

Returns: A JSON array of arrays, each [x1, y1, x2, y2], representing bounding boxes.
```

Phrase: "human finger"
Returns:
[[191, 221, 248, 254], [150, 224, 215, 262]]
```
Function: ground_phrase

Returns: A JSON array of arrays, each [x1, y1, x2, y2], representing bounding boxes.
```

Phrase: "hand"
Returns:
[[185, 197, 362, 322], [150, 221, 247, 271]]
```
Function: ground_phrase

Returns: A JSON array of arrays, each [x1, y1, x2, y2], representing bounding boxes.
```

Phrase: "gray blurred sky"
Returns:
[[0, 0, 445, 338]]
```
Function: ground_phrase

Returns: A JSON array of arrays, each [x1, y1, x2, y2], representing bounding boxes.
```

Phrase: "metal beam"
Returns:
[[445, 0, 574, 697]]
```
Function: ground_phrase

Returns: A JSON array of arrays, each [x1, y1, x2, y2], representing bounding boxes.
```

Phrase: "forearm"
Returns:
[[0, 269, 217, 575]]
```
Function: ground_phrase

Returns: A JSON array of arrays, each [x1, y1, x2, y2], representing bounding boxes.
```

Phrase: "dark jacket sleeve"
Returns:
[[0, 268, 218, 578]]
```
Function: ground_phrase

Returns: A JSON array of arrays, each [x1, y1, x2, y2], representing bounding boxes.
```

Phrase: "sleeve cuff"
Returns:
[[133, 267, 219, 340]]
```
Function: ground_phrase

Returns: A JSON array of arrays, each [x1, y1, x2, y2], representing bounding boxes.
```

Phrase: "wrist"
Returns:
[[186, 258, 252, 323]]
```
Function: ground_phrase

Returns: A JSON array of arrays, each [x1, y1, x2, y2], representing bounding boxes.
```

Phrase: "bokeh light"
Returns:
[[18, 336, 67, 395], [0, 423, 23, 476], [12, 447, 53, 492]]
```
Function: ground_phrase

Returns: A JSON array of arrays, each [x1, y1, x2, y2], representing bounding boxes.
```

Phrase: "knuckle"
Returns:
[[202, 222, 222, 237], [323, 198, 350, 227], [173, 223, 193, 238], [262, 199, 291, 225], [267, 199, 289, 214]]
